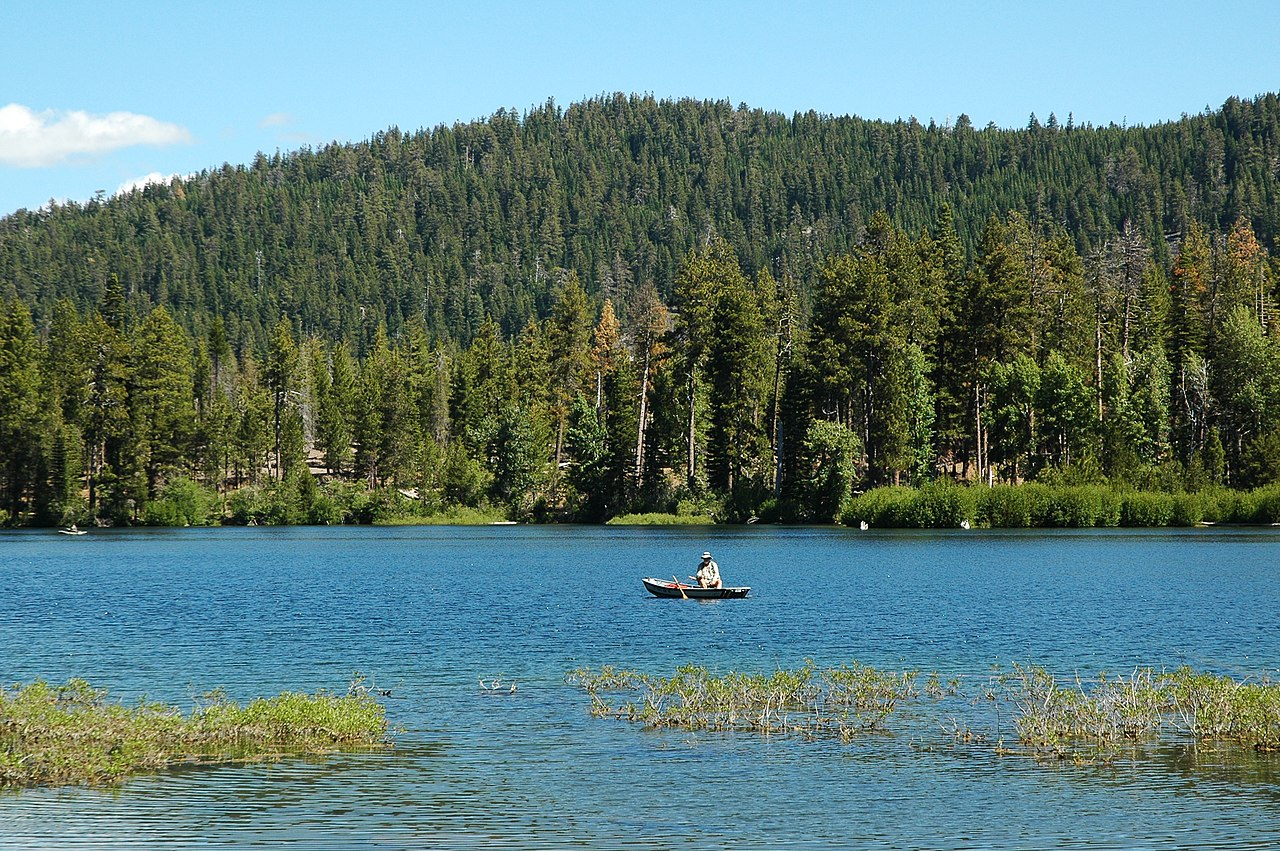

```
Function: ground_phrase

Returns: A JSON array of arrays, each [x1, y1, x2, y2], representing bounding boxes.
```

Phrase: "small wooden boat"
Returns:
[[642, 577, 750, 599]]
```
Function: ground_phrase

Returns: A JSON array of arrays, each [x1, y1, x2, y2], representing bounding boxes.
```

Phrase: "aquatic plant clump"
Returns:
[[566, 662, 923, 740], [0, 678, 390, 787], [995, 664, 1280, 755], [571, 662, 1280, 762]]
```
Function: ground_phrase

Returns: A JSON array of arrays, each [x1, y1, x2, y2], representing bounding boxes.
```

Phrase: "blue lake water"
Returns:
[[1, 525, 1279, 849]]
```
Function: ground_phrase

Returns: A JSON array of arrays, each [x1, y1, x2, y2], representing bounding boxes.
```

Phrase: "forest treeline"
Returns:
[[3, 93, 1279, 352], [2, 93, 1280, 525]]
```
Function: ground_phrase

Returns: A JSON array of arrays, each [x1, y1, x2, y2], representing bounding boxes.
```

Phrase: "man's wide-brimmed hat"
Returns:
[[702, 552, 712, 559]]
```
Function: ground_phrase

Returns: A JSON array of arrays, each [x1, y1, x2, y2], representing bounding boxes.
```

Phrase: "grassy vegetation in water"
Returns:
[[996, 663, 1280, 756], [0, 678, 389, 787], [571, 661, 1280, 763], [567, 662, 925, 740]]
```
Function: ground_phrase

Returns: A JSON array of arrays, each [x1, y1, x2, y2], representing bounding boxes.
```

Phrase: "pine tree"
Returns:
[[672, 238, 739, 490], [1169, 223, 1212, 459], [0, 301, 44, 522], [590, 299, 621, 414], [264, 317, 300, 481], [704, 256, 768, 501], [131, 306, 196, 498], [545, 273, 593, 474], [626, 283, 670, 492], [80, 311, 131, 517], [233, 355, 272, 487]]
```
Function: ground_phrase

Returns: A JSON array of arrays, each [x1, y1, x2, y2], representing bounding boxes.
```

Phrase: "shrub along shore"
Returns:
[[0, 678, 389, 787], [843, 481, 1280, 529], [147, 477, 1280, 528], [21, 473, 1280, 529]]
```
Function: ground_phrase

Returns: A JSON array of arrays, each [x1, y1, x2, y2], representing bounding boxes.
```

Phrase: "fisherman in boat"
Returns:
[[695, 551, 723, 589]]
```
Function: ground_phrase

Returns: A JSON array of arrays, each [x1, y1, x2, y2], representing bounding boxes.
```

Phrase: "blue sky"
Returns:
[[2, 0, 1278, 216]]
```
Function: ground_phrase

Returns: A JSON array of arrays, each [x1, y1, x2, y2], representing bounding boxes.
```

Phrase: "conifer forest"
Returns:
[[3, 92, 1280, 526]]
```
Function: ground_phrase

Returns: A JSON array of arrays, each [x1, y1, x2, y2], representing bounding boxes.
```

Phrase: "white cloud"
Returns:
[[259, 112, 293, 128], [0, 103, 191, 168], [115, 171, 178, 196]]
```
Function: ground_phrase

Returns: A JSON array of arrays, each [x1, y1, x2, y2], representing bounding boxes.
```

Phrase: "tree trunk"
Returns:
[[686, 370, 697, 491], [634, 350, 651, 486], [774, 417, 784, 498], [769, 353, 784, 494], [554, 412, 566, 474], [1121, 293, 1132, 359], [1095, 307, 1104, 420], [273, 394, 283, 481], [974, 381, 984, 485], [87, 441, 99, 519]]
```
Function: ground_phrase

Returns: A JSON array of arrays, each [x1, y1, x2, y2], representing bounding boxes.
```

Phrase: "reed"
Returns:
[[568, 662, 922, 739], [571, 661, 1280, 762], [995, 664, 1280, 755], [0, 678, 389, 787]]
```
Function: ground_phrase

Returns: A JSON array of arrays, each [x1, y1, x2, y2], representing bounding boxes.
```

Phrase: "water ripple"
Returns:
[[1, 526, 1279, 848]]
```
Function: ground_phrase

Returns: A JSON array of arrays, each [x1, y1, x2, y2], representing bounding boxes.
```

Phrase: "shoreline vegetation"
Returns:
[[843, 481, 1280, 528], [19, 476, 1280, 529], [568, 662, 1280, 761], [5, 96, 1280, 534], [0, 678, 389, 788]]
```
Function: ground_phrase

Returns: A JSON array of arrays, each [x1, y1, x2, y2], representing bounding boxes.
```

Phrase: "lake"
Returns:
[[1, 525, 1279, 848]]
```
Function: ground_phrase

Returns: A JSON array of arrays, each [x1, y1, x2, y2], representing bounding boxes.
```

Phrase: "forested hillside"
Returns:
[[2, 93, 1280, 526]]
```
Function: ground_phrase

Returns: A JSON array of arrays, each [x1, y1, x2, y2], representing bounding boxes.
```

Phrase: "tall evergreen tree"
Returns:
[[0, 301, 44, 521], [264, 317, 300, 480], [131, 306, 196, 497]]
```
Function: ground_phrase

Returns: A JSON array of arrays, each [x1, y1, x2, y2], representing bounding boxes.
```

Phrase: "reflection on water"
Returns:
[[2, 525, 1279, 848]]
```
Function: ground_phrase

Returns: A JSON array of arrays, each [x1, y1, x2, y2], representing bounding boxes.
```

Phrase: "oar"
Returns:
[[672, 575, 688, 599]]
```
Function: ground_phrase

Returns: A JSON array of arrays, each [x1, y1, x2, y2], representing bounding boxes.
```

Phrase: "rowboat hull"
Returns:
[[642, 577, 750, 599]]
